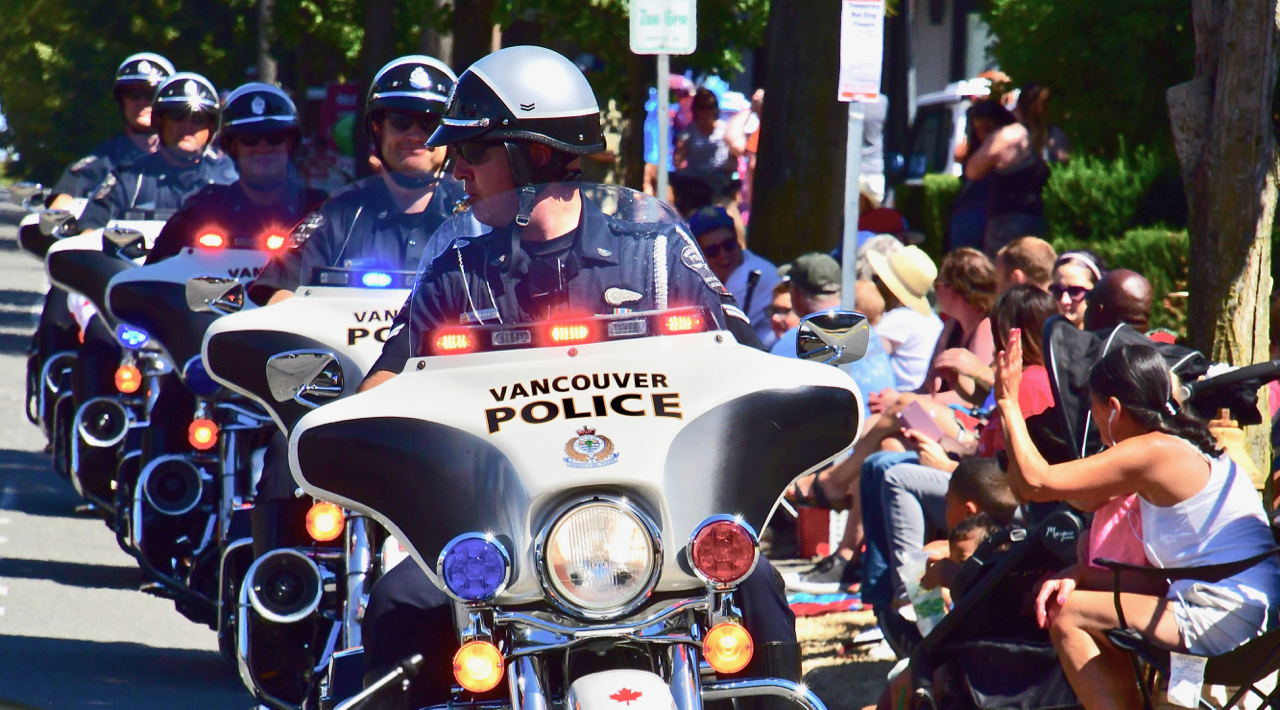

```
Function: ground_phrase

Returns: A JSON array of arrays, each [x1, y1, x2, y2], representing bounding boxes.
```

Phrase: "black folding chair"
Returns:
[[1096, 546, 1280, 710]]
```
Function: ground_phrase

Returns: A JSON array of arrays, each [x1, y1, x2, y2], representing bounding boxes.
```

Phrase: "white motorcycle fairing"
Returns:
[[202, 284, 412, 433], [44, 221, 167, 330], [288, 331, 863, 604], [106, 246, 270, 368]]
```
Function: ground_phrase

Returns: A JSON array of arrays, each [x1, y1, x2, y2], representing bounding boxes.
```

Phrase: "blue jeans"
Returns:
[[859, 451, 919, 611]]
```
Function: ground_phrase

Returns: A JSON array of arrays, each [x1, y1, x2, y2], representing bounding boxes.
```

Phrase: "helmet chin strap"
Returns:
[[385, 169, 440, 190]]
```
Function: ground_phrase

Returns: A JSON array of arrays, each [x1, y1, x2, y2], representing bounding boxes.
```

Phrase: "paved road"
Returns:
[[0, 202, 253, 709]]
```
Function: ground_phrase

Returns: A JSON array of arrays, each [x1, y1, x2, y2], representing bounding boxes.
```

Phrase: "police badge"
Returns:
[[409, 67, 431, 90], [564, 427, 619, 469], [251, 96, 266, 115]]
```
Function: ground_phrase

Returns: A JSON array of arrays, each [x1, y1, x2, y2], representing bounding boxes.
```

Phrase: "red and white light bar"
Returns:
[[429, 307, 711, 356]]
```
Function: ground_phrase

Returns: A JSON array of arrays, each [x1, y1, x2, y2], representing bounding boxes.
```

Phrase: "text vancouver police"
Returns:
[[485, 372, 680, 433]]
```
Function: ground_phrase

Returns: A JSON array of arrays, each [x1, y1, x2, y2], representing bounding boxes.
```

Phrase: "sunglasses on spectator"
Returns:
[[1049, 284, 1090, 302], [456, 141, 502, 165], [701, 238, 739, 259], [236, 132, 290, 147], [384, 111, 441, 134], [766, 305, 793, 318]]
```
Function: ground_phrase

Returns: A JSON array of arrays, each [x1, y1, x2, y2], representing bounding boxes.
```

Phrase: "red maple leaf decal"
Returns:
[[610, 688, 643, 705]]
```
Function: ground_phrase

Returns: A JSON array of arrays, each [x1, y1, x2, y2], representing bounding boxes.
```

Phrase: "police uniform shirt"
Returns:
[[146, 181, 329, 264], [51, 134, 149, 200], [78, 149, 238, 230], [370, 194, 751, 375], [248, 174, 466, 305]]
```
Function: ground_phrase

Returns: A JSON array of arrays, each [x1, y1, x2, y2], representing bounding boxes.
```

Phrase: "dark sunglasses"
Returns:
[[701, 238, 739, 259], [169, 111, 212, 128], [766, 304, 793, 318], [1049, 283, 1091, 302], [456, 141, 502, 165], [235, 132, 291, 147], [384, 111, 441, 134], [121, 88, 153, 102]]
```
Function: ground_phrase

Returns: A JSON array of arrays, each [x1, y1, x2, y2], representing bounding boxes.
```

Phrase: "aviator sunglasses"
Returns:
[[235, 132, 290, 147], [384, 111, 441, 134], [701, 237, 740, 259], [456, 141, 502, 165], [1048, 283, 1091, 302]]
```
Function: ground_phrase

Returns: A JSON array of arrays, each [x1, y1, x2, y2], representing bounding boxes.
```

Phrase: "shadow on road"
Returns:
[[0, 334, 31, 356], [0, 635, 250, 709], [0, 557, 142, 591], [0, 449, 88, 519]]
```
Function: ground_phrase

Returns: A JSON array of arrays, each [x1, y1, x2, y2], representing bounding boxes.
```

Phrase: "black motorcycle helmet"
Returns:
[[364, 55, 457, 165], [112, 52, 175, 105], [221, 83, 300, 142], [427, 45, 604, 186]]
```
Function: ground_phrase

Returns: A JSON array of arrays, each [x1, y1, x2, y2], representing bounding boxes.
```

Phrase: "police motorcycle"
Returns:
[[102, 226, 281, 640], [202, 259, 419, 708], [41, 213, 173, 506], [282, 184, 865, 710]]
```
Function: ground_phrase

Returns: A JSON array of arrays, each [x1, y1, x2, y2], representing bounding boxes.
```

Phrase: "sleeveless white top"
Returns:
[[1140, 447, 1279, 610]]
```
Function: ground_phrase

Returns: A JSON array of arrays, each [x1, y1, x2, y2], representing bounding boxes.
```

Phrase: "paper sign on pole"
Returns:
[[837, 0, 885, 102], [630, 0, 698, 55]]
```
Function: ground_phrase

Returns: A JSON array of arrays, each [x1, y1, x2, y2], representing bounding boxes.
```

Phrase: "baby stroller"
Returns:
[[903, 505, 1085, 710]]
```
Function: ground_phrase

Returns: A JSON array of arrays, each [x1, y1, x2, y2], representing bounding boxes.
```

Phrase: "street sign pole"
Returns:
[[631, 0, 696, 205], [656, 53, 670, 204], [841, 102, 864, 312]]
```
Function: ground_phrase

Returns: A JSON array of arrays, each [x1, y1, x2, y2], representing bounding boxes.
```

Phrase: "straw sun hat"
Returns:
[[866, 245, 937, 316]]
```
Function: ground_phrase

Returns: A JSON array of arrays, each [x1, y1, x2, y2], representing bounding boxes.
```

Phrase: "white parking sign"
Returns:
[[630, 0, 697, 55]]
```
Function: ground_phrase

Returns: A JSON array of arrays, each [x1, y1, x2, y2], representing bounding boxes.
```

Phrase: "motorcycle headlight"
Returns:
[[540, 500, 660, 617]]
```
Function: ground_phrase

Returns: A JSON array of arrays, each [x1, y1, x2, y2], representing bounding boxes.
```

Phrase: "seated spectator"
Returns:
[[1082, 268, 1154, 333], [857, 234, 903, 281], [867, 245, 944, 391], [995, 236, 1056, 292], [996, 338, 1280, 706], [767, 279, 799, 342], [689, 206, 780, 346], [1051, 251, 1105, 329], [856, 279, 886, 325]]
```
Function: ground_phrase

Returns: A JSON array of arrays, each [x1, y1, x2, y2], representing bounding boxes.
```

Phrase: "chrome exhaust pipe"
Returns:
[[246, 549, 324, 624], [140, 455, 204, 516]]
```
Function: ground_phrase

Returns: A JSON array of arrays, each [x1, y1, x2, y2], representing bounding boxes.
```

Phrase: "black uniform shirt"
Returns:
[[370, 194, 756, 374], [248, 175, 467, 305], [51, 134, 150, 200], [145, 181, 329, 264], [79, 149, 238, 229]]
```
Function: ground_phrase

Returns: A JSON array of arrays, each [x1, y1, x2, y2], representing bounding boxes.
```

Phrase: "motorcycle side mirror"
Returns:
[[186, 276, 246, 315], [39, 209, 78, 237], [796, 310, 870, 366], [8, 182, 46, 208], [103, 227, 148, 260], [265, 351, 344, 408]]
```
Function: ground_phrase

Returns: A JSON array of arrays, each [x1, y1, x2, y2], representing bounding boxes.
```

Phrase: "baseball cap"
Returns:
[[687, 206, 736, 238], [789, 253, 842, 295]]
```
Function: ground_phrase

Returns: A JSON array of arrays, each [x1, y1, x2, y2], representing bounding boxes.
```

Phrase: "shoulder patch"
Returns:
[[680, 244, 731, 296], [70, 155, 98, 173], [91, 173, 117, 201], [289, 212, 325, 248], [722, 303, 750, 324]]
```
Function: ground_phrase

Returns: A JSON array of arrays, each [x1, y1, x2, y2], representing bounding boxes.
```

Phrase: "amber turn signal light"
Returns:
[[306, 501, 345, 542], [188, 418, 218, 451], [115, 364, 142, 394], [197, 233, 225, 249], [704, 622, 753, 674], [453, 640, 504, 692]]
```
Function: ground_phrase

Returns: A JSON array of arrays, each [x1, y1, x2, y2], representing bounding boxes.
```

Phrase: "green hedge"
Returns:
[[1043, 145, 1164, 242], [1053, 229, 1189, 334]]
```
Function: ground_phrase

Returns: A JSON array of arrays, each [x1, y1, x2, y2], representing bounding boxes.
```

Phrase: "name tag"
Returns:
[[460, 307, 500, 324]]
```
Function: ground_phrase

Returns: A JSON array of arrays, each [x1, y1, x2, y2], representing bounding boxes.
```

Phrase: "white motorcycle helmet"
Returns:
[[428, 45, 604, 186]]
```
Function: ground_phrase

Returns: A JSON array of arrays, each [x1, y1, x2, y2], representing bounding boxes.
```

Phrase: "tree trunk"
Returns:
[[1170, 0, 1279, 491], [256, 0, 278, 85], [451, 0, 496, 73], [620, 52, 650, 191], [420, 0, 454, 67], [749, 0, 849, 263], [354, 0, 397, 178]]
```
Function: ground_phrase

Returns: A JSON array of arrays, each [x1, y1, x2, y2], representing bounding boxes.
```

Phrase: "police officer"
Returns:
[[148, 82, 328, 263], [78, 72, 237, 230], [139, 84, 329, 469], [245, 55, 464, 557], [47, 52, 175, 210], [355, 47, 791, 707]]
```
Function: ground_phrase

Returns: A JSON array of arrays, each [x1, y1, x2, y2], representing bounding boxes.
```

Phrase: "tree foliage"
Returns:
[[981, 0, 1196, 157]]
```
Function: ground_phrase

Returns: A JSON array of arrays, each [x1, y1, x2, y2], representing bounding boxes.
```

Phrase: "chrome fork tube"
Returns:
[[345, 515, 372, 648], [668, 644, 704, 710], [508, 656, 548, 710], [219, 429, 236, 543]]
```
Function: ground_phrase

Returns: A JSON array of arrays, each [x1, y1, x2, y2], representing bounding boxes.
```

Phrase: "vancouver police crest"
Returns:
[[564, 427, 619, 469]]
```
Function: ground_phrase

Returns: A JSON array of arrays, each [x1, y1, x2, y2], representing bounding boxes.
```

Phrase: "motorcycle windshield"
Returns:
[[292, 183, 866, 602], [407, 183, 715, 358]]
